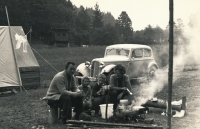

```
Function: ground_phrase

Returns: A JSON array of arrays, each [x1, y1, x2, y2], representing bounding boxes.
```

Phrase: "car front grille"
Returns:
[[91, 61, 100, 77]]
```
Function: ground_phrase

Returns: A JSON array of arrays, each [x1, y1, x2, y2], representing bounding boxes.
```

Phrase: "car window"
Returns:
[[132, 49, 143, 58], [144, 49, 151, 57], [106, 48, 129, 57], [106, 49, 116, 56], [118, 49, 129, 56]]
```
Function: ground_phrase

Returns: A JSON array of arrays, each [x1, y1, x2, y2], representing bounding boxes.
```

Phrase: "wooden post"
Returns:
[[105, 88, 109, 122], [48, 106, 59, 124], [168, 0, 174, 129], [181, 96, 186, 110]]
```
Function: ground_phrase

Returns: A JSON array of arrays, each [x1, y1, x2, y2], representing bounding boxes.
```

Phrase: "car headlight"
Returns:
[[99, 61, 105, 68]]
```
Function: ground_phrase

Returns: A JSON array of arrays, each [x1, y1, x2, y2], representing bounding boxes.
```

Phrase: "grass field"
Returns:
[[0, 43, 200, 129], [32, 43, 170, 84]]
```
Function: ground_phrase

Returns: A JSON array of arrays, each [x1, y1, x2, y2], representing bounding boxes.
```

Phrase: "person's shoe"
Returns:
[[84, 109, 91, 116], [60, 117, 67, 124], [113, 109, 119, 116], [94, 113, 101, 117], [79, 112, 91, 121]]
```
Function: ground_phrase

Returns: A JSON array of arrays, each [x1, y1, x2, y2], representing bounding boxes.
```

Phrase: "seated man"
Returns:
[[109, 64, 132, 110], [91, 74, 107, 116], [78, 76, 92, 111], [45, 62, 84, 124]]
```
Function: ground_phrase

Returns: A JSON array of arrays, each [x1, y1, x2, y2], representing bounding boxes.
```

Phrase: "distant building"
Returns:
[[44, 23, 75, 47]]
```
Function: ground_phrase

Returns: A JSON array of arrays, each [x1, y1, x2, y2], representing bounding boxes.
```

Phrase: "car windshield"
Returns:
[[105, 48, 130, 57]]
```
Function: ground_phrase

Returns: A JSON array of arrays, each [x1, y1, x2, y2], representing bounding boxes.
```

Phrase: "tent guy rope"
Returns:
[[31, 48, 59, 73]]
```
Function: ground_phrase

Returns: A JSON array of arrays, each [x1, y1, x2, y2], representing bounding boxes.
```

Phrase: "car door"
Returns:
[[143, 48, 154, 72], [126, 49, 145, 79]]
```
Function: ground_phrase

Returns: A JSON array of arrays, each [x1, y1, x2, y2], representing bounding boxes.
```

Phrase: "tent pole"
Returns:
[[30, 26, 32, 44], [167, 0, 174, 129], [5, 6, 23, 93]]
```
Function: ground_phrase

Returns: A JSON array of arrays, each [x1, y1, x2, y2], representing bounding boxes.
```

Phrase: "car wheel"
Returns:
[[105, 70, 115, 85], [148, 66, 158, 81]]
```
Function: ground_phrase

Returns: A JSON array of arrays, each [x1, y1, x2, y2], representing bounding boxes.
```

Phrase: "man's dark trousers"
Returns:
[[48, 95, 83, 120]]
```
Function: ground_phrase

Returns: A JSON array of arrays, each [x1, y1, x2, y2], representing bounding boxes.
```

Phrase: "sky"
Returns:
[[71, 0, 200, 31]]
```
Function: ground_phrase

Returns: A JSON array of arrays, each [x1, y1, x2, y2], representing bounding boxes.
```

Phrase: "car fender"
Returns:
[[147, 61, 159, 70], [76, 63, 90, 77], [101, 64, 116, 74]]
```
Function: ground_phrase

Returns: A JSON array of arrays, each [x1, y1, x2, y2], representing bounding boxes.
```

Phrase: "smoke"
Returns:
[[174, 11, 200, 69], [133, 9, 200, 106], [134, 68, 168, 106], [181, 10, 200, 66]]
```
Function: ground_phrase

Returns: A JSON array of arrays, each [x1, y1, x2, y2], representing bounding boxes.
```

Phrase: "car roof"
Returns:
[[106, 44, 151, 49]]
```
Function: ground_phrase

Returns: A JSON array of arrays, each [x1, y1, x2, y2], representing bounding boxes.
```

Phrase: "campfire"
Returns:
[[116, 96, 186, 122]]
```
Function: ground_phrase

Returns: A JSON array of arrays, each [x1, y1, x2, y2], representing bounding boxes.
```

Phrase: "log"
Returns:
[[67, 120, 163, 129], [142, 97, 186, 112], [142, 100, 181, 111]]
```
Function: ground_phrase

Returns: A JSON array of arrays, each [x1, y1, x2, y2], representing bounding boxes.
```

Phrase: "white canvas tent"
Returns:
[[0, 26, 40, 89]]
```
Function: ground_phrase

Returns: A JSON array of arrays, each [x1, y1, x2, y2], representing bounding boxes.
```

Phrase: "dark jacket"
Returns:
[[110, 74, 131, 90], [92, 83, 103, 97], [92, 82, 109, 98]]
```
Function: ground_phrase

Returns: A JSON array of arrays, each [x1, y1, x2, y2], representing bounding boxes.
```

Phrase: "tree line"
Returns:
[[0, 0, 187, 46]]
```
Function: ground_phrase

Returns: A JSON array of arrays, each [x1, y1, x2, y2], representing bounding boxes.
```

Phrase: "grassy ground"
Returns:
[[0, 43, 200, 129]]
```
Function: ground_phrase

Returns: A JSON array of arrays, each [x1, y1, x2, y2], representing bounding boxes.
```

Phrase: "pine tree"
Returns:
[[115, 11, 133, 43], [91, 3, 103, 29]]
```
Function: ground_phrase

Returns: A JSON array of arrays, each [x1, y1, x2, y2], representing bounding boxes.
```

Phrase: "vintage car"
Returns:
[[76, 44, 159, 84]]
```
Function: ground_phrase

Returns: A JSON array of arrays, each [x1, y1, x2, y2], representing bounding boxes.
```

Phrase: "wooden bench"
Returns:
[[42, 97, 77, 124], [42, 97, 61, 124], [48, 105, 61, 124]]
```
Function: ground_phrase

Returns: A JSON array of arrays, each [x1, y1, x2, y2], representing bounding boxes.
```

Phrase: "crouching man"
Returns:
[[45, 62, 84, 124], [109, 64, 132, 111]]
